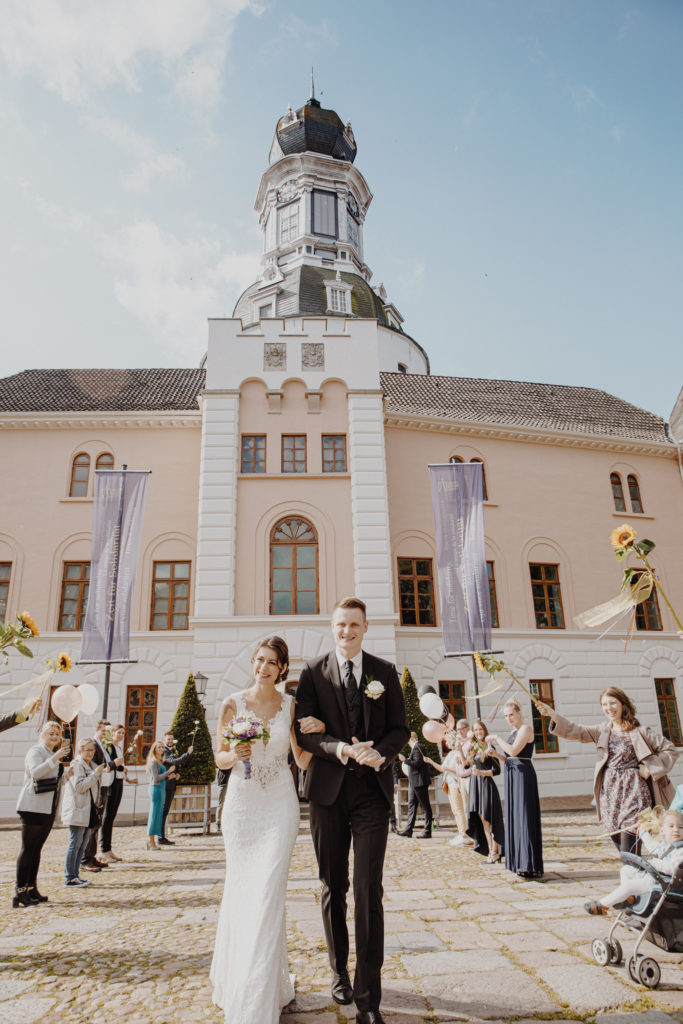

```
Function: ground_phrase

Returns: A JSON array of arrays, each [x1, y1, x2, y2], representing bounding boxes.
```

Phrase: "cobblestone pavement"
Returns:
[[1, 809, 682, 1023]]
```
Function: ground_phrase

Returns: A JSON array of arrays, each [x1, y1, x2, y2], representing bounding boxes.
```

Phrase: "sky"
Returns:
[[1, 0, 681, 421]]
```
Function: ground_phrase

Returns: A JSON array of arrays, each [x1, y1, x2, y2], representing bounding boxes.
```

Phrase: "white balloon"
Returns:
[[78, 683, 100, 716], [419, 692, 444, 719], [401, 762, 410, 777]]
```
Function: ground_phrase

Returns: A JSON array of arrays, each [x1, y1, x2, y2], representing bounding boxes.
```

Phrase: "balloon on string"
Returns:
[[78, 683, 100, 716], [419, 692, 444, 719], [422, 719, 447, 743], [51, 684, 83, 724]]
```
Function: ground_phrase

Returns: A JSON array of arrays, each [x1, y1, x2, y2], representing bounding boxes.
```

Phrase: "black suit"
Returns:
[[161, 746, 192, 839], [403, 742, 433, 835], [296, 649, 409, 1013], [83, 739, 116, 863]]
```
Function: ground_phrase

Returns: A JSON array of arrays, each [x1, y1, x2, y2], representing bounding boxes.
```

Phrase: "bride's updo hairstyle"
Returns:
[[504, 698, 522, 715], [253, 635, 290, 683]]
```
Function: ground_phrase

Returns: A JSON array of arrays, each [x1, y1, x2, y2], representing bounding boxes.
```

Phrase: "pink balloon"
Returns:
[[51, 684, 83, 723], [422, 719, 447, 743], [445, 714, 455, 730]]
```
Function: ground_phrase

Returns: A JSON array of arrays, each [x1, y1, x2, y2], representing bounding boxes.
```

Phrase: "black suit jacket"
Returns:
[[295, 649, 409, 807], [404, 742, 431, 788], [0, 711, 19, 734]]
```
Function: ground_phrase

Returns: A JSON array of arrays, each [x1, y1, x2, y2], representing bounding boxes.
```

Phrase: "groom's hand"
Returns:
[[346, 737, 386, 771]]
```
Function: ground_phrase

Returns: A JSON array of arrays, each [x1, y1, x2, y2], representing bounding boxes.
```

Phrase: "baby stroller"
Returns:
[[591, 851, 683, 989]]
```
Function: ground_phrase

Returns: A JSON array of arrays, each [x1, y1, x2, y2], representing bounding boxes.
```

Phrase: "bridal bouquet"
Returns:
[[223, 712, 270, 780]]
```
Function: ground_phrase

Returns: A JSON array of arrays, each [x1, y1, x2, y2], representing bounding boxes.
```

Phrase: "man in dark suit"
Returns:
[[295, 596, 409, 1024], [398, 732, 433, 838], [159, 731, 193, 845], [82, 719, 123, 871]]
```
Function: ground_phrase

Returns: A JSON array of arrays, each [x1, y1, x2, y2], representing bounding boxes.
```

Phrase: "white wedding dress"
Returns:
[[211, 691, 300, 1023]]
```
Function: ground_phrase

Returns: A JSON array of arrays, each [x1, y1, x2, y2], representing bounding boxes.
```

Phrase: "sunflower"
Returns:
[[610, 524, 637, 550], [473, 651, 484, 672], [57, 652, 73, 672], [21, 611, 40, 636]]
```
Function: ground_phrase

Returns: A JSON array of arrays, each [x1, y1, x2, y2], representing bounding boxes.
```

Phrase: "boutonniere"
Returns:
[[363, 675, 385, 700]]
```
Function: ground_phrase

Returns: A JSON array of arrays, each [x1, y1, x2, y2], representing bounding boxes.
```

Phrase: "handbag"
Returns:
[[89, 793, 103, 829], [33, 776, 59, 794]]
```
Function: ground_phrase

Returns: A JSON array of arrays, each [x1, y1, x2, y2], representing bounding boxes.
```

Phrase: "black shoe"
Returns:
[[27, 887, 47, 903], [12, 888, 34, 908], [418, 831, 432, 838], [390, 823, 398, 833], [331, 969, 353, 1005], [397, 829, 413, 837], [356, 1012, 386, 1024], [158, 838, 175, 846]]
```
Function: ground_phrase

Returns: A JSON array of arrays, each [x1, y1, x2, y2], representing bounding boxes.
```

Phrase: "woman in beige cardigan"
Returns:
[[538, 687, 678, 854]]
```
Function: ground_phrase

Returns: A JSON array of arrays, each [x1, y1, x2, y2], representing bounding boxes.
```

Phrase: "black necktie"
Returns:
[[343, 660, 362, 738]]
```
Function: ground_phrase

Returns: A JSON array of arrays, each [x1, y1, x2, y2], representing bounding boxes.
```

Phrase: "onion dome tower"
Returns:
[[232, 88, 429, 374]]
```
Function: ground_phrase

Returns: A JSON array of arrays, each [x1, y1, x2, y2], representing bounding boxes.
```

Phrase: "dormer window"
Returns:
[[328, 288, 349, 313], [312, 189, 338, 238]]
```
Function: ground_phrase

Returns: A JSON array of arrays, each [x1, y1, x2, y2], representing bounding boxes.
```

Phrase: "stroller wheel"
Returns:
[[627, 954, 640, 983], [609, 939, 623, 965], [592, 938, 610, 966], [637, 956, 661, 989]]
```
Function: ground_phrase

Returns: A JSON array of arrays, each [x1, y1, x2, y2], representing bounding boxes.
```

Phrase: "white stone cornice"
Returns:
[[0, 411, 201, 430], [383, 412, 675, 457]]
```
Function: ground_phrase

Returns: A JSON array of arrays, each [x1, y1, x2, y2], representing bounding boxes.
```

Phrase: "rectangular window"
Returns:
[[655, 678, 683, 746], [282, 435, 307, 473], [312, 189, 338, 237], [150, 561, 191, 630], [487, 560, 499, 628], [529, 563, 565, 629], [241, 435, 266, 473], [0, 563, 10, 622], [328, 288, 348, 313], [397, 557, 436, 626], [636, 590, 662, 631], [49, 684, 77, 760], [438, 680, 466, 723], [59, 562, 90, 631], [278, 202, 298, 244], [124, 685, 158, 764], [529, 680, 559, 753], [322, 435, 347, 472]]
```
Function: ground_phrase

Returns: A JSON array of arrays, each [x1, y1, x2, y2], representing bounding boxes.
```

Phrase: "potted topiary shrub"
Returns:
[[166, 673, 216, 835]]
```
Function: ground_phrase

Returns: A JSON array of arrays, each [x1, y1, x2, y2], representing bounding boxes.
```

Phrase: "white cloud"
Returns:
[[83, 112, 186, 192], [568, 83, 597, 110], [0, 0, 257, 111]]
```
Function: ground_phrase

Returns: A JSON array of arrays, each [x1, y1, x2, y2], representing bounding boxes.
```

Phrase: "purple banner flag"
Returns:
[[80, 470, 149, 662], [429, 462, 491, 655]]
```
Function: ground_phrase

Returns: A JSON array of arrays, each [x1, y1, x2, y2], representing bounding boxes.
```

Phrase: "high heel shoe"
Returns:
[[27, 887, 48, 903], [146, 839, 158, 850], [12, 887, 34, 908]]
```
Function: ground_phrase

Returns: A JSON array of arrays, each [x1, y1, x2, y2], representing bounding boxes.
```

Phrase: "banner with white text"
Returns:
[[429, 462, 491, 655], [80, 470, 149, 662]]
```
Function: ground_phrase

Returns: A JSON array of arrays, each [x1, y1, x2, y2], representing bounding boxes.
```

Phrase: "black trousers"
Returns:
[[100, 778, 123, 852], [405, 783, 433, 834], [16, 811, 55, 888], [309, 771, 390, 1013], [161, 780, 177, 839], [612, 830, 641, 856], [83, 785, 109, 863]]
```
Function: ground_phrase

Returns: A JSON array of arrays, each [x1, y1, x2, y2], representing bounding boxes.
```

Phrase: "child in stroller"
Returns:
[[585, 810, 683, 916]]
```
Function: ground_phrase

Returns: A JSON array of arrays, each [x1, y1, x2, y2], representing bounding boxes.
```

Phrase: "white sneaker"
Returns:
[[65, 877, 90, 887], [449, 836, 465, 846]]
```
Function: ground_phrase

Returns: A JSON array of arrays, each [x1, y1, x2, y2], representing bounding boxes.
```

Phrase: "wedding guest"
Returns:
[[539, 687, 678, 854], [389, 759, 400, 834], [82, 719, 122, 870], [466, 720, 504, 863], [398, 732, 433, 838], [489, 699, 543, 879], [159, 730, 194, 846], [100, 723, 137, 862], [146, 740, 178, 850], [425, 729, 474, 847], [61, 738, 107, 887], [0, 695, 42, 734], [14, 721, 70, 906]]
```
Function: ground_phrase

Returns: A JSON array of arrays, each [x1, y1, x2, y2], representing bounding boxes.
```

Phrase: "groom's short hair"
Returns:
[[333, 596, 367, 621]]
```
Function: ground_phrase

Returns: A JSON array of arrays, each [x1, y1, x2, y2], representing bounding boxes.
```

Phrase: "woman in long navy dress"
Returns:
[[466, 720, 504, 863], [489, 698, 543, 878]]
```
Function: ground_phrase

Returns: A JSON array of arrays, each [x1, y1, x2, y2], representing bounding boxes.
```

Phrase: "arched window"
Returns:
[[470, 458, 488, 502], [270, 517, 318, 615], [96, 452, 114, 471], [627, 474, 644, 514], [69, 453, 90, 497], [610, 472, 626, 512], [449, 456, 463, 463]]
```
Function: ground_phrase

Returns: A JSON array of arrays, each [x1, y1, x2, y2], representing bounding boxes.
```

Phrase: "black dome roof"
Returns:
[[276, 98, 356, 163]]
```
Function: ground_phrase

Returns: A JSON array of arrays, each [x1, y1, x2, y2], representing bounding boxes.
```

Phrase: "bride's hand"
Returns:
[[234, 742, 252, 761], [299, 716, 326, 734]]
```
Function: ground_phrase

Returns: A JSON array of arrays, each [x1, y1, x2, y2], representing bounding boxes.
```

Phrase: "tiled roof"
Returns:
[[0, 368, 206, 413], [380, 372, 670, 444]]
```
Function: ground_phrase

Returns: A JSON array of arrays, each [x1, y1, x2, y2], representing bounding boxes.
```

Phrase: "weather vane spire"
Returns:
[[310, 66, 315, 101]]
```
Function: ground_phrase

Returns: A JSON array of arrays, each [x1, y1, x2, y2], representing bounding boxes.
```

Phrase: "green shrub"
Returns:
[[400, 666, 442, 768], [169, 673, 216, 785]]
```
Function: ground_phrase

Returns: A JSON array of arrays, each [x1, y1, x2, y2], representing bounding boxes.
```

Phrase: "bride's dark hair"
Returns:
[[253, 635, 290, 682]]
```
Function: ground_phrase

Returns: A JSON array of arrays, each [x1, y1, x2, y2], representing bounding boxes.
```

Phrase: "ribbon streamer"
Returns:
[[574, 572, 653, 630]]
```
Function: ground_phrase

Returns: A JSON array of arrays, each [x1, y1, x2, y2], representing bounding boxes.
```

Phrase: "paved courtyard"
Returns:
[[0, 808, 682, 1023]]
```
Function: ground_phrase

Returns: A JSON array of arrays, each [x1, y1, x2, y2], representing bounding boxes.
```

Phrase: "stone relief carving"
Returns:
[[264, 343, 286, 370], [301, 343, 325, 370]]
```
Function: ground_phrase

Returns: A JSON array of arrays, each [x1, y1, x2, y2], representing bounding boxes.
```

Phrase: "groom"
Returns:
[[296, 597, 409, 1024]]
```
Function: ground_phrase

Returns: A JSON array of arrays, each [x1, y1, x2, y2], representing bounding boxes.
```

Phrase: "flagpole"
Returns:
[[102, 463, 127, 717]]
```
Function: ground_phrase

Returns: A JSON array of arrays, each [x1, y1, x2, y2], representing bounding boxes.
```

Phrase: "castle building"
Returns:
[[1, 93, 682, 819]]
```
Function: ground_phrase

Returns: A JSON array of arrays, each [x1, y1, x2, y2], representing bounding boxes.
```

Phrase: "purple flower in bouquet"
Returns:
[[222, 712, 270, 780]]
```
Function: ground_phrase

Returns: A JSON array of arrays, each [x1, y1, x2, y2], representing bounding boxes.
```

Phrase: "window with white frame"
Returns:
[[328, 288, 349, 313], [312, 190, 338, 237], [278, 202, 298, 244]]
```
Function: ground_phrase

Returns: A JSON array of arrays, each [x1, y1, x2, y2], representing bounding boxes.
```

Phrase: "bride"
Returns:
[[210, 635, 323, 1023]]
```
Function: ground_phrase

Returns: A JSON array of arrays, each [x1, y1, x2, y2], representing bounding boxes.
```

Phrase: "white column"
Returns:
[[194, 391, 240, 620]]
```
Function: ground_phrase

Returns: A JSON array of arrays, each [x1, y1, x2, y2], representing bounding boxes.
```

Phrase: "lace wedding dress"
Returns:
[[211, 691, 300, 1023]]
